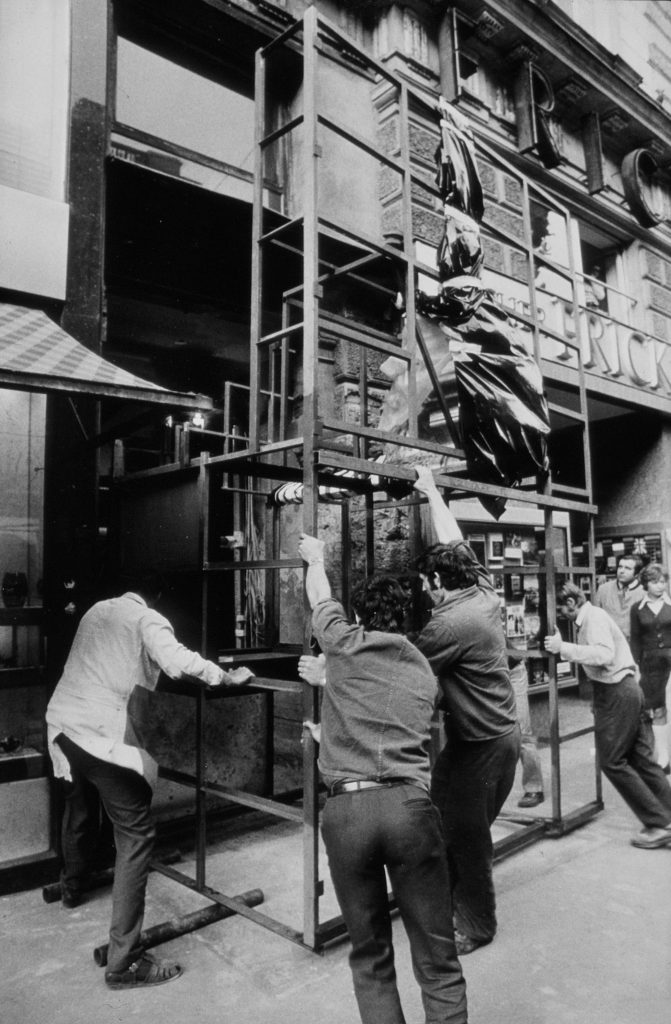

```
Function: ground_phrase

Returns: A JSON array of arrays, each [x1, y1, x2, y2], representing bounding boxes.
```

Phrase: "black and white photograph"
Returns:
[[2, 3, 671, 1024]]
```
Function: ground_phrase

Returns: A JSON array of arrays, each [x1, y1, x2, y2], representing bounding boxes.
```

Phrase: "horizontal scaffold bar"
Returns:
[[159, 767, 304, 823], [320, 418, 463, 460], [204, 559, 304, 572], [259, 114, 304, 150], [319, 451, 598, 513], [547, 402, 587, 421], [151, 862, 306, 948], [318, 216, 410, 264]]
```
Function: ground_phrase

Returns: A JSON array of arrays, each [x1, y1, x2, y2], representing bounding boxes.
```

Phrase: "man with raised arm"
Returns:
[[413, 467, 520, 956], [298, 532, 468, 1024]]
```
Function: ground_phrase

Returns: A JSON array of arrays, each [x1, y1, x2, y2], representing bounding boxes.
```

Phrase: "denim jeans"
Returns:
[[322, 784, 467, 1024], [55, 734, 155, 972], [592, 675, 671, 829], [431, 727, 520, 944]]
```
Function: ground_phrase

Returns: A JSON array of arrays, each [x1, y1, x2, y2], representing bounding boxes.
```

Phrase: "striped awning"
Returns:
[[0, 303, 212, 409]]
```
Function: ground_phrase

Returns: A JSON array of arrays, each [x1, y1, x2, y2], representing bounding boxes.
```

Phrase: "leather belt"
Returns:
[[329, 778, 425, 797]]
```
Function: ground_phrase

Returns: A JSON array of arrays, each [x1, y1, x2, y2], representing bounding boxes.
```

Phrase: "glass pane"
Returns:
[[116, 38, 254, 175], [531, 200, 571, 269], [0, 0, 69, 199], [0, 390, 44, 617]]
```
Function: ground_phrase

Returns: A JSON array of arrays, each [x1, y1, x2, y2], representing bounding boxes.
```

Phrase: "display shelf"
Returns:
[[0, 667, 44, 687], [0, 747, 46, 784], [0, 606, 43, 626]]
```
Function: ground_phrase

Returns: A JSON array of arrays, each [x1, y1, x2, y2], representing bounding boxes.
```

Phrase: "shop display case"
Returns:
[[462, 514, 577, 691], [0, 390, 52, 876], [594, 527, 664, 582]]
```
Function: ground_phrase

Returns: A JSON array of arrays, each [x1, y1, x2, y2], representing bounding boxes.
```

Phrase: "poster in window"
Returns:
[[467, 535, 486, 567], [506, 603, 526, 649], [489, 533, 504, 560]]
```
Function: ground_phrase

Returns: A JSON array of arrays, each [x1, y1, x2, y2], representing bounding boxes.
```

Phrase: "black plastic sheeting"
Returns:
[[450, 301, 550, 519], [414, 98, 552, 515]]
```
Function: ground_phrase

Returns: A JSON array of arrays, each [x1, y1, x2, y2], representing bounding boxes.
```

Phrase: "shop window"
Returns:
[[0, 0, 69, 200], [595, 532, 663, 583], [462, 518, 574, 688]]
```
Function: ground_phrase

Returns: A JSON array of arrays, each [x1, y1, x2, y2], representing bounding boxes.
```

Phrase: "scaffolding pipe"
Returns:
[[93, 887, 264, 966]]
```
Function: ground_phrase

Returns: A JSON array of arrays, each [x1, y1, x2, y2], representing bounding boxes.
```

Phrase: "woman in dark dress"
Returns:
[[630, 563, 671, 773]]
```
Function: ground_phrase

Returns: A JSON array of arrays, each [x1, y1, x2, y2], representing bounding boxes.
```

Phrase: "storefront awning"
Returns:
[[0, 303, 213, 409]]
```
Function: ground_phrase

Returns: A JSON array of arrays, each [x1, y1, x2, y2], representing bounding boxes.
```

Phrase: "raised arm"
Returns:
[[298, 533, 331, 608], [413, 466, 463, 544]]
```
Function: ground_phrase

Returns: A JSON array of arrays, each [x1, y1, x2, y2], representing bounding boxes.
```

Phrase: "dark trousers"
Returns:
[[322, 784, 467, 1024], [431, 727, 520, 944], [593, 676, 671, 829], [55, 734, 155, 973]]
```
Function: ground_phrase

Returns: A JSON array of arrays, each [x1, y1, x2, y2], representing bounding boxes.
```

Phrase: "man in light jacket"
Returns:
[[545, 582, 671, 850], [47, 573, 250, 989]]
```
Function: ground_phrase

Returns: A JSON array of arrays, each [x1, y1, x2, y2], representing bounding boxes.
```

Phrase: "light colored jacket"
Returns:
[[46, 592, 223, 783]]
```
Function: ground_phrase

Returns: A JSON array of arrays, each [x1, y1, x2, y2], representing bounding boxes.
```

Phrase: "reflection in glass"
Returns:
[[116, 38, 255, 178], [0, 0, 69, 199]]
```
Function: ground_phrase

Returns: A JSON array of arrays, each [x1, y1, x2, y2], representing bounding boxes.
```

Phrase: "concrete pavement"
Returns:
[[2, 765, 670, 1024]]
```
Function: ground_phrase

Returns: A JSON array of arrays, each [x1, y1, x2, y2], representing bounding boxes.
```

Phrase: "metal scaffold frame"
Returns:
[[111, 9, 602, 954], [244, 9, 602, 946]]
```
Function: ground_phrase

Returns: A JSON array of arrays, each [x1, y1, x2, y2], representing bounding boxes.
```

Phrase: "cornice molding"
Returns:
[[459, 0, 671, 150]]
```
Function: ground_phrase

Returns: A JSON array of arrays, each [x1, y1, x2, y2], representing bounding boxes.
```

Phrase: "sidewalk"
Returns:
[[2, 765, 670, 1024]]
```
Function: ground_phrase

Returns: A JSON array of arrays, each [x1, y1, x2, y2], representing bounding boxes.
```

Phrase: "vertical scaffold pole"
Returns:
[[301, 7, 322, 950]]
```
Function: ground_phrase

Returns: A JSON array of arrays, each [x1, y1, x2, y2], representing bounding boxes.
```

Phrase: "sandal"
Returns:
[[105, 954, 182, 989]]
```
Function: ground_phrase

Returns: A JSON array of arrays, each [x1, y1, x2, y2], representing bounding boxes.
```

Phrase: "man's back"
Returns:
[[57, 594, 161, 702], [559, 601, 636, 685], [47, 591, 223, 779], [312, 597, 437, 790], [416, 574, 516, 742]]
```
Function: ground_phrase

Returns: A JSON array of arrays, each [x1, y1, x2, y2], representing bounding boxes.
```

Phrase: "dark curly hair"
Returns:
[[350, 575, 409, 634], [413, 542, 479, 591]]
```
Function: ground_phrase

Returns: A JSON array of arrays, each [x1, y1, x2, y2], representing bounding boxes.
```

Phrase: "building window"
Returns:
[[115, 37, 255, 195], [0, 0, 69, 200]]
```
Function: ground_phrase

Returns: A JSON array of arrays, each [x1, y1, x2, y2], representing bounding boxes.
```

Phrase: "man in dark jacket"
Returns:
[[413, 468, 520, 956], [299, 531, 467, 1024]]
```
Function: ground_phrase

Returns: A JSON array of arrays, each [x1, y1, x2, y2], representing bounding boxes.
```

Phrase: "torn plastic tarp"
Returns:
[[435, 99, 484, 220], [433, 100, 486, 325], [449, 301, 550, 519], [410, 96, 553, 517]]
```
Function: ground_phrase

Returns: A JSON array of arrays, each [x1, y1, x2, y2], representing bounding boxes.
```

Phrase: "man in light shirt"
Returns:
[[46, 574, 250, 989], [594, 553, 643, 640], [545, 582, 671, 850]]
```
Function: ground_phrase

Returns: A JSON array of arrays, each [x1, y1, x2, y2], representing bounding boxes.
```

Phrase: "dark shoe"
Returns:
[[454, 929, 488, 956], [61, 886, 83, 909], [662, 764, 670, 775], [630, 826, 671, 849], [518, 791, 544, 808], [105, 955, 182, 989]]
